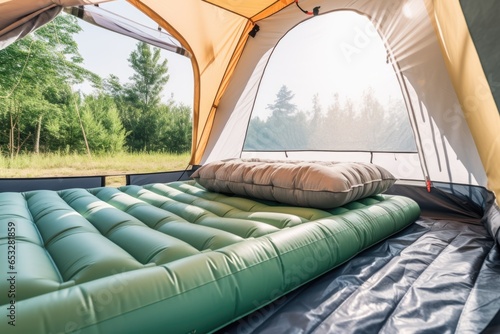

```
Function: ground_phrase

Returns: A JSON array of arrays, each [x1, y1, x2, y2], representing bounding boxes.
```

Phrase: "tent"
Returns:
[[1, 0, 500, 333], [1, 1, 499, 204]]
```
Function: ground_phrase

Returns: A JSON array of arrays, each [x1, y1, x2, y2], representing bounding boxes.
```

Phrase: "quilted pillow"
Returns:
[[191, 158, 396, 209]]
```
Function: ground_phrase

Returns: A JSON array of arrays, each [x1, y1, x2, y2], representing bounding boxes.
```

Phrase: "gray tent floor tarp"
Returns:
[[218, 184, 500, 334], [218, 217, 500, 334]]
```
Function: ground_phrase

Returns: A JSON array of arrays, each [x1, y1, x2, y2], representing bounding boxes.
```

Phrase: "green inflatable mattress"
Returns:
[[0, 180, 420, 333]]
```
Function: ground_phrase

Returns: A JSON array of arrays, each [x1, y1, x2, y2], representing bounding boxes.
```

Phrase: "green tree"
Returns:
[[308, 93, 325, 148], [126, 42, 169, 109], [103, 74, 125, 100], [32, 85, 73, 153], [266, 85, 296, 118], [161, 103, 192, 153], [266, 85, 308, 149], [104, 42, 195, 154], [79, 94, 127, 154], [244, 116, 273, 150], [103, 74, 136, 140], [245, 85, 308, 150], [118, 42, 171, 151], [318, 93, 359, 150], [0, 14, 100, 156]]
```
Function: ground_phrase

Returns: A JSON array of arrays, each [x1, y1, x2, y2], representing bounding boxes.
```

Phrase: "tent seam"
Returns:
[[454, 242, 496, 333], [376, 231, 465, 333], [307, 223, 430, 334]]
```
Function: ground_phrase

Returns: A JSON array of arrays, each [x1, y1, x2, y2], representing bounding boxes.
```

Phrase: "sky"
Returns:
[[72, 0, 194, 107]]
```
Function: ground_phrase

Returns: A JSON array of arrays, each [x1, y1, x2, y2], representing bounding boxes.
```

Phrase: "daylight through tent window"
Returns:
[[244, 11, 417, 153]]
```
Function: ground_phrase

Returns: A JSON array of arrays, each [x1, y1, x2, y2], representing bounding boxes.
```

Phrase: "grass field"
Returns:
[[0, 152, 191, 187]]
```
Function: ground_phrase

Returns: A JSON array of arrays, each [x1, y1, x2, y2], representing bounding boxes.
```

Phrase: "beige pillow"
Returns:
[[191, 158, 396, 209]]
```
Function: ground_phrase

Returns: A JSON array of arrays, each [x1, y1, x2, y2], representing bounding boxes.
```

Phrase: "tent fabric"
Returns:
[[460, 0, 500, 111], [388, 181, 500, 245], [0, 0, 111, 49], [431, 0, 500, 207], [63, 6, 191, 57], [0, 176, 105, 192], [0, 6, 62, 50]]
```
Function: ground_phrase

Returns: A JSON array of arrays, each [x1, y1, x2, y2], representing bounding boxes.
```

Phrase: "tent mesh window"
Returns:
[[243, 11, 417, 153]]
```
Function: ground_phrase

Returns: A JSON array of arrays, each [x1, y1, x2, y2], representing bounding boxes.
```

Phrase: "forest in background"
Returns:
[[245, 85, 417, 152], [0, 14, 192, 159]]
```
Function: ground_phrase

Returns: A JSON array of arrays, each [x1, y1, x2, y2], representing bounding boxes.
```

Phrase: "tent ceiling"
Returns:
[[0, 0, 110, 32], [203, 0, 293, 19], [0, 0, 112, 49]]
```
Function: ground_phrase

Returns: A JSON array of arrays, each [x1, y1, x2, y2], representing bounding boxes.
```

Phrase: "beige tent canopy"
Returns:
[[0, 0, 499, 204]]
